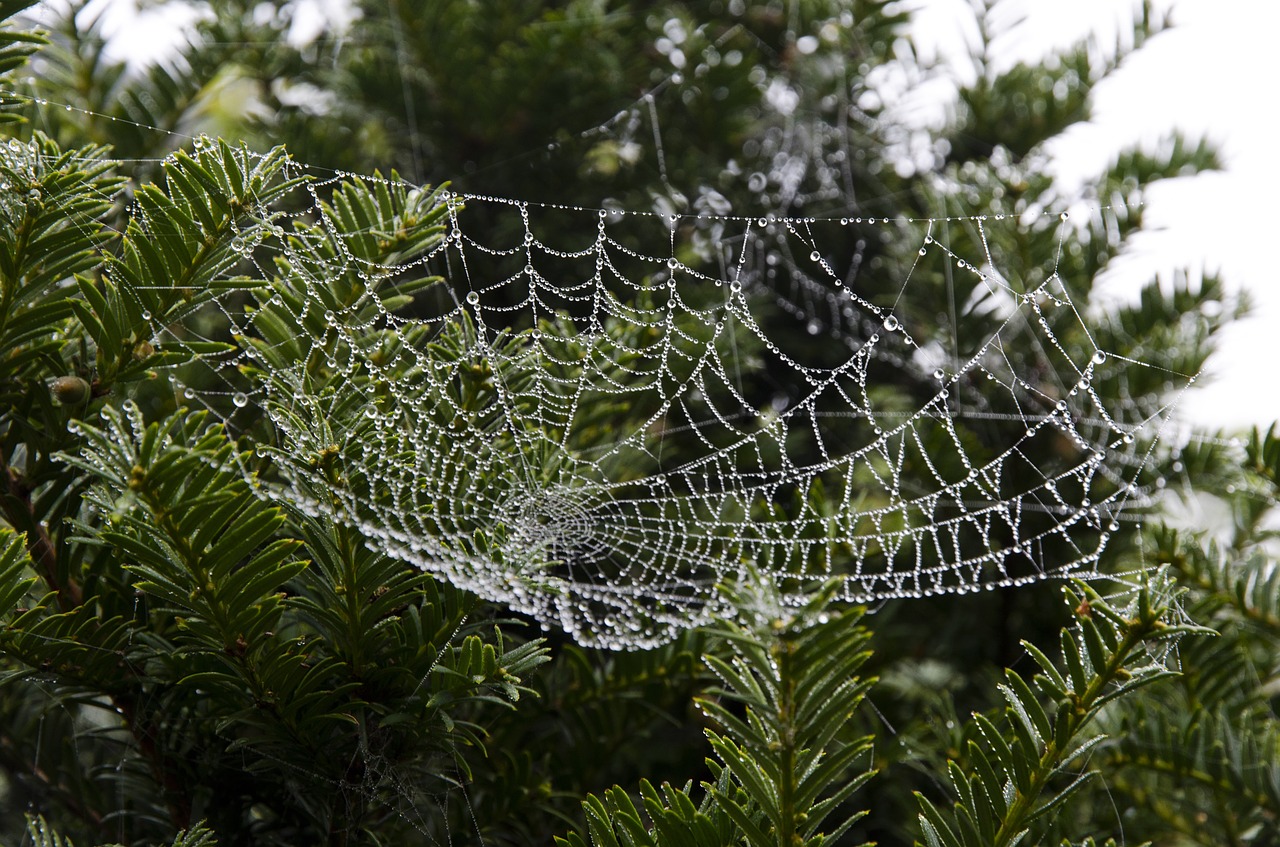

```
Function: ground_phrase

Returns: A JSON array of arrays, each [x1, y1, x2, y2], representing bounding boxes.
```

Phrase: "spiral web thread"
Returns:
[[137, 159, 1186, 650]]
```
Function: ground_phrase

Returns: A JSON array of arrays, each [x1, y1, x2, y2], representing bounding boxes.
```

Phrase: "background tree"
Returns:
[[2, 1, 1274, 846]]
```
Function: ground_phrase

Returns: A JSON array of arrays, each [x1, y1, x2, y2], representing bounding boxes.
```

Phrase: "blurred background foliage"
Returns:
[[0, 0, 1276, 844]]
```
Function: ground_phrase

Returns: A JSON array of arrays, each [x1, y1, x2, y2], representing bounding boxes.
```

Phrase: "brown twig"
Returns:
[[0, 732, 105, 831], [1, 454, 192, 829], [1, 458, 82, 609], [113, 692, 193, 828]]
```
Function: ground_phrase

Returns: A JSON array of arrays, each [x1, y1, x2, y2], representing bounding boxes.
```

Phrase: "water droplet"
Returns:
[[667, 257, 679, 269], [757, 218, 767, 228], [933, 369, 945, 381], [919, 247, 927, 256], [882, 314, 899, 332], [809, 250, 821, 262], [183, 388, 195, 399], [466, 291, 480, 305], [1092, 351, 1106, 365], [747, 172, 767, 192], [232, 392, 248, 408], [1060, 211, 1069, 221]]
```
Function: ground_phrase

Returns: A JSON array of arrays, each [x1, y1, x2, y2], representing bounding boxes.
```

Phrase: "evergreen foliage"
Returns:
[[557, 586, 877, 847], [0, 2, 1275, 846]]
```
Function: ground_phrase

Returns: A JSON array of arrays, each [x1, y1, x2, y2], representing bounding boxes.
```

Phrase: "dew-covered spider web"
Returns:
[[155, 153, 1185, 649]]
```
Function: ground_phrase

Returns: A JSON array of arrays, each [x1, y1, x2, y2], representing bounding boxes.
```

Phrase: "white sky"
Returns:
[[55, 0, 1280, 432], [912, 0, 1280, 432]]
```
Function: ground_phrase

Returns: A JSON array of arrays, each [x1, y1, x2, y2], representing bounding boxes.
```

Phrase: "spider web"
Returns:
[[163, 166, 1180, 650], [4, 2, 1191, 649]]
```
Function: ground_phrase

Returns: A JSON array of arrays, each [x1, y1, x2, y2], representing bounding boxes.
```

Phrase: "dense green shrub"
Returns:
[[1, 2, 1275, 846]]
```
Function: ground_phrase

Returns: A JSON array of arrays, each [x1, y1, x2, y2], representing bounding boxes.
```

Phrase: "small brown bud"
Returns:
[[51, 376, 91, 405]]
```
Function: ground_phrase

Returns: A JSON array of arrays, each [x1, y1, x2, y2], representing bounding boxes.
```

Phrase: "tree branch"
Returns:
[[1, 456, 81, 609]]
